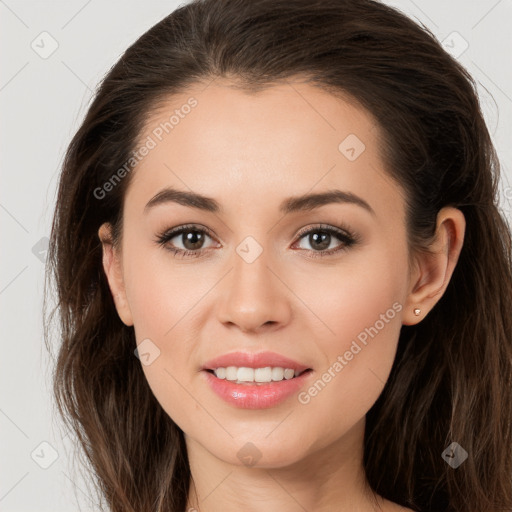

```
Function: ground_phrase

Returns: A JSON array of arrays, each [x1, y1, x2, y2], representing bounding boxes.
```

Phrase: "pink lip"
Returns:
[[202, 369, 313, 409], [201, 350, 311, 372], [200, 350, 313, 409]]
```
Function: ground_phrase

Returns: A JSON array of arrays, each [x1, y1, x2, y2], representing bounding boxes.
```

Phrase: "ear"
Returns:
[[98, 223, 134, 326], [402, 207, 465, 325]]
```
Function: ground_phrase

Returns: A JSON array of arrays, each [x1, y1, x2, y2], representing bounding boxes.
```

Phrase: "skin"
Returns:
[[98, 78, 465, 512]]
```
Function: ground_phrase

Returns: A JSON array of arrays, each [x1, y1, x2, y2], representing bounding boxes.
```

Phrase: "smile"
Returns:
[[202, 368, 314, 409]]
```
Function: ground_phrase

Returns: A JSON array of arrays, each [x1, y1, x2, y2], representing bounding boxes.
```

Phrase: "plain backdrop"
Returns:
[[1, 0, 511, 510]]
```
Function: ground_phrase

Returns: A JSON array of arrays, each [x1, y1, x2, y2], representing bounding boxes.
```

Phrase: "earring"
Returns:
[[413, 308, 421, 316]]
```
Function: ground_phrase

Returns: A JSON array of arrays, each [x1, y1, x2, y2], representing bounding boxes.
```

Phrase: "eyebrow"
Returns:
[[143, 186, 375, 216]]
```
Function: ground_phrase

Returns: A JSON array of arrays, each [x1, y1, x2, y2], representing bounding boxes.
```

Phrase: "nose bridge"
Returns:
[[216, 235, 290, 332]]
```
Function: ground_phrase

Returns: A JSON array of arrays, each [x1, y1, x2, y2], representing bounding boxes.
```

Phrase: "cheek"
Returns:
[[291, 242, 407, 435], [121, 244, 209, 427], [294, 237, 407, 347], [122, 241, 195, 337]]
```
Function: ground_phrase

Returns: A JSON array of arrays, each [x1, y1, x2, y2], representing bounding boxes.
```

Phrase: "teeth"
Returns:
[[215, 367, 226, 379], [225, 366, 238, 380], [255, 367, 272, 382], [271, 367, 284, 381], [213, 366, 304, 383]]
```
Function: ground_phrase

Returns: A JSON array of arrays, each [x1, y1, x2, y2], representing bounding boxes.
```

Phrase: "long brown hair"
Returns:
[[44, 0, 512, 510]]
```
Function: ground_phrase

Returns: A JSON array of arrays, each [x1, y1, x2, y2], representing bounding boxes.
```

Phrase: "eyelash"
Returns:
[[154, 223, 359, 259]]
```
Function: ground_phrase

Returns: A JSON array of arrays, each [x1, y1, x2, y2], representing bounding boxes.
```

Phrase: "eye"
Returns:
[[292, 223, 358, 258], [155, 224, 218, 258], [155, 222, 359, 259]]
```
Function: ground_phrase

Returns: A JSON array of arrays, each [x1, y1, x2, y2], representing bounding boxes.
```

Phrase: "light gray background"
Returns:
[[1, 1, 511, 510]]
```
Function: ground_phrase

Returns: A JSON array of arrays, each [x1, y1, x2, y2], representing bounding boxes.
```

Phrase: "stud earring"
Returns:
[[413, 308, 421, 316]]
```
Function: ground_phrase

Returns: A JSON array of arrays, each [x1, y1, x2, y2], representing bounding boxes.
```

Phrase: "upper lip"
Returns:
[[201, 351, 311, 372]]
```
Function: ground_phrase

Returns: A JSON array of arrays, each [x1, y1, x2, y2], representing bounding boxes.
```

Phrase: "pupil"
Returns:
[[311, 232, 330, 250], [183, 230, 204, 250]]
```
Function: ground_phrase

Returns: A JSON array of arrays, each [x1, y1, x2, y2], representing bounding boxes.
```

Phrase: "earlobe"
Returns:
[[402, 207, 465, 326], [98, 223, 134, 327]]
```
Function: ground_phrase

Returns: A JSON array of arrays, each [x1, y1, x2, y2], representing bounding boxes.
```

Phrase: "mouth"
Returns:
[[200, 351, 314, 408], [202, 366, 314, 409], [203, 367, 313, 385]]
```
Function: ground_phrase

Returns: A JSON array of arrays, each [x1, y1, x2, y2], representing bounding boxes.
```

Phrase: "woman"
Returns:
[[44, 0, 512, 511]]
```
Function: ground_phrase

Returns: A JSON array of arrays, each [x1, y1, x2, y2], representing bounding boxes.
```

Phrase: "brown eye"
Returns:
[[293, 224, 358, 258], [306, 231, 332, 251], [155, 224, 217, 258], [179, 229, 207, 250]]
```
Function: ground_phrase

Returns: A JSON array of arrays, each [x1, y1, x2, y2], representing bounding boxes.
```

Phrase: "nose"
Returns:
[[216, 244, 292, 334]]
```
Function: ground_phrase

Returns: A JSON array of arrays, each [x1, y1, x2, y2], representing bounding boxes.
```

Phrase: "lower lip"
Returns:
[[202, 370, 313, 409]]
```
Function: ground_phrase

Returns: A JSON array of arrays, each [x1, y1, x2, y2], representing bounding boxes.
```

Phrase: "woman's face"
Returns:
[[103, 79, 415, 467]]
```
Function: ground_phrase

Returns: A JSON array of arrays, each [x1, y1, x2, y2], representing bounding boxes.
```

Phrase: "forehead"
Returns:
[[124, 79, 403, 222], [139, 78, 379, 155]]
